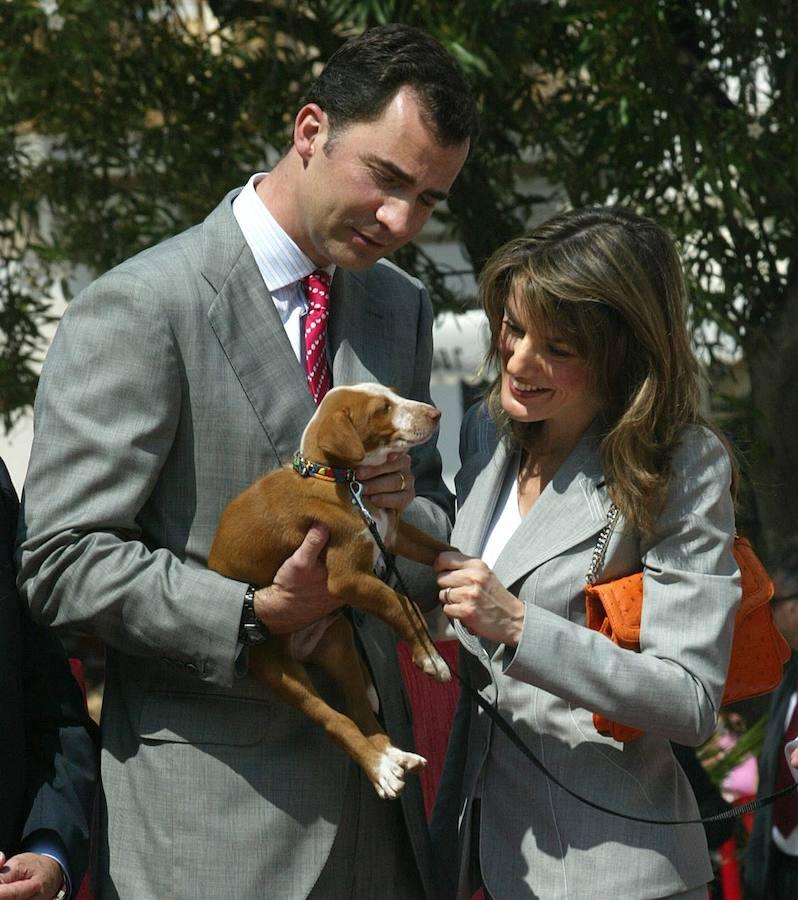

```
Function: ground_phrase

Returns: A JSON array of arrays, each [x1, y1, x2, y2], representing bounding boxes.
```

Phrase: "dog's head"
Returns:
[[300, 384, 442, 467]]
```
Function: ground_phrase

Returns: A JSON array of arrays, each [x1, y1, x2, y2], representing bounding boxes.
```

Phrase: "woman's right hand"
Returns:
[[434, 550, 525, 647]]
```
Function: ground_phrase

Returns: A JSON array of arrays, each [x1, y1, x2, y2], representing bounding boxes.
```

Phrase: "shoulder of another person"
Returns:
[[460, 401, 496, 457], [366, 258, 425, 295]]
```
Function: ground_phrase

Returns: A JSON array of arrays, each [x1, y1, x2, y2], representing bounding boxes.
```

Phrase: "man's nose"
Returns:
[[376, 198, 417, 241]]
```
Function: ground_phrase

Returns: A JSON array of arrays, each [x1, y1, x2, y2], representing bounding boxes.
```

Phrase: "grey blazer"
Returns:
[[17, 190, 451, 899], [432, 408, 741, 899]]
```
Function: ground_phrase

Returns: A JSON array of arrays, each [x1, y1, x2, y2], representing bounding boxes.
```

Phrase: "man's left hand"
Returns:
[[356, 452, 414, 511], [0, 852, 64, 900]]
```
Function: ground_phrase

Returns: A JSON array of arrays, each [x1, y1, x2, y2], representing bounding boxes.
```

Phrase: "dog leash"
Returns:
[[344, 483, 798, 826]]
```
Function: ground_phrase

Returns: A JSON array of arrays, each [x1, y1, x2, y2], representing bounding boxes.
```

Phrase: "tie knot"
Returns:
[[302, 270, 331, 309]]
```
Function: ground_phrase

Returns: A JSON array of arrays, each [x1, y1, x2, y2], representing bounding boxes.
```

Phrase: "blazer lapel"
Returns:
[[328, 269, 394, 386], [453, 421, 612, 588], [492, 426, 610, 589], [450, 440, 513, 558], [202, 192, 315, 465]]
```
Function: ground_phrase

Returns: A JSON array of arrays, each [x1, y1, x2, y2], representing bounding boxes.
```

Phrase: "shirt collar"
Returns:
[[233, 173, 335, 292]]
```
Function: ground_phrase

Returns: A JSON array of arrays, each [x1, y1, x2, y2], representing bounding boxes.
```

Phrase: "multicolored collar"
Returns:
[[292, 451, 357, 484]]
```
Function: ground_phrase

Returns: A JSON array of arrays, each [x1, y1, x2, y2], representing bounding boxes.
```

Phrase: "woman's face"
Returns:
[[498, 291, 603, 441]]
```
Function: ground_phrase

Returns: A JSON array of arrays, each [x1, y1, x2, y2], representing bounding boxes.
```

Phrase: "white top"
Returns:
[[480, 454, 522, 567], [232, 173, 335, 363]]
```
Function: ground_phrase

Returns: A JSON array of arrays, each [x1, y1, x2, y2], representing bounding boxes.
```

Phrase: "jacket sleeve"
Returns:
[[1, 458, 98, 891], [16, 273, 246, 689], [20, 620, 99, 893]]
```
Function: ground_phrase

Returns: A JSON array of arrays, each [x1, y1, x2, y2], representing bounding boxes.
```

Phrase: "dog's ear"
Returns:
[[317, 410, 365, 464]]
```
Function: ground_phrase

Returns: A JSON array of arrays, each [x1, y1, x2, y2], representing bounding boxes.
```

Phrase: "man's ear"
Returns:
[[294, 104, 326, 161], [317, 410, 365, 464]]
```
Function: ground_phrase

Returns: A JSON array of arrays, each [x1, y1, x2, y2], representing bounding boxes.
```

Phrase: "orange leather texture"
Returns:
[[585, 536, 790, 742]]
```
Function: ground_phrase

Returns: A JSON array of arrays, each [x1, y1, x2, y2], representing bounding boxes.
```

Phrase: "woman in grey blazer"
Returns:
[[431, 207, 741, 899]]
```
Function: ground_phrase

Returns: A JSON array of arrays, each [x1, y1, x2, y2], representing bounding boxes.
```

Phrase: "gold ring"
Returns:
[[399, 472, 406, 492]]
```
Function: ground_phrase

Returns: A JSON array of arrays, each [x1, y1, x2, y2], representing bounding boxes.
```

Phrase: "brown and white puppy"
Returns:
[[208, 383, 453, 798]]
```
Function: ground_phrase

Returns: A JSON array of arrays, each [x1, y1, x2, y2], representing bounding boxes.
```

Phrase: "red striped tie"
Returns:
[[301, 270, 332, 405]]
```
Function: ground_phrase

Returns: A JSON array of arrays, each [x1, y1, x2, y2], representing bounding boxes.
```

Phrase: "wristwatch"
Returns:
[[54, 874, 68, 900], [239, 584, 270, 644]]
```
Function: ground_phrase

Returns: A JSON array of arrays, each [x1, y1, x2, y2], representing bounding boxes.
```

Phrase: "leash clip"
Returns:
[[349, 481, 376, 528]]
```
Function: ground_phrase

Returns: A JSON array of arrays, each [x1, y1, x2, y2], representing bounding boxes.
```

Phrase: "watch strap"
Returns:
[[239, 584, 270, 644]]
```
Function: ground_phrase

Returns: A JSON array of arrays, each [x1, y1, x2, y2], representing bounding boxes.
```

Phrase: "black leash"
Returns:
[[347, 481, 798, 826]]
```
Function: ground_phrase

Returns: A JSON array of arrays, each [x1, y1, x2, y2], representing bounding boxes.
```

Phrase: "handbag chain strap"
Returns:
[[585, 503, 620, 585]]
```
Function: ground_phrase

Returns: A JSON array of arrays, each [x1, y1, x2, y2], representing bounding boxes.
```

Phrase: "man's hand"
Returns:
[[0, 851, 63, 900], [253, 523, 341, 634], [356, 451, 414, 512]]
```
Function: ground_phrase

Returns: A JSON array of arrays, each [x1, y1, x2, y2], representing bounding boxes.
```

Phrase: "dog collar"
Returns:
[[292, 451, 357, 484]]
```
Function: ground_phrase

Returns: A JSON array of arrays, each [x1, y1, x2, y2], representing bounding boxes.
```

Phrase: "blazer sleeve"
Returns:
[[505, 426, 740, 746], [16, 271, 246, 688], [20, 618, 99, 892], [0, 458, 98, 890]]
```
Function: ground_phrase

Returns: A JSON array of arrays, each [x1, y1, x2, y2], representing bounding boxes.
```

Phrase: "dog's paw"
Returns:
[[371, 747, 427, 799], [413, 647, 452, 683]]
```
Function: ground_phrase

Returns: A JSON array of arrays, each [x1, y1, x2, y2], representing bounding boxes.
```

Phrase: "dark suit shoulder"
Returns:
[[358, 258, 425, 302]]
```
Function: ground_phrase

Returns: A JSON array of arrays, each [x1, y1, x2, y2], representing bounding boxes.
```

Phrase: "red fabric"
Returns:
[[398, 639, 487, 899], [301, 270, 332, 404], [68, 657, 86, 703], [396, 638, 462, 820]]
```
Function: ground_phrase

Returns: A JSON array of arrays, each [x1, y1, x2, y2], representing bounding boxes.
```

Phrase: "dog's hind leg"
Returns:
[[305, 615, 427, 797], [248, 631, 425, 799]]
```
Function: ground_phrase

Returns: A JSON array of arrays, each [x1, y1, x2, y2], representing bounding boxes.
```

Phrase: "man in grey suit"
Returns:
[[17, 24, 477, 899]]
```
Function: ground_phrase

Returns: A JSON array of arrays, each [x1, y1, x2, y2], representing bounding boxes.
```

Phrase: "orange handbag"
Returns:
[[584, 505, 790, 742]]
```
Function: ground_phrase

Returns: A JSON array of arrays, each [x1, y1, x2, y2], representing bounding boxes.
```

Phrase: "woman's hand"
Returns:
[[435, 551, 525, 647]]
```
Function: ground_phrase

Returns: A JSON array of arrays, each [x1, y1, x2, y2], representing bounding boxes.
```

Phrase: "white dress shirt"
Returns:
[[232, 172, 335, 363]]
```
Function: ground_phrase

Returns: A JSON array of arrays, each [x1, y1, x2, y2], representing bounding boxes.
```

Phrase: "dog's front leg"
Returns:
[[392, 519, 454, 567], [326, 555, 451, 684]]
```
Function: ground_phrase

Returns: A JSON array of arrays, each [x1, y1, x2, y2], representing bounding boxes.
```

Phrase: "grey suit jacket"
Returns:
[[432, 407, 740, 899], [17, 189, 451, 899]]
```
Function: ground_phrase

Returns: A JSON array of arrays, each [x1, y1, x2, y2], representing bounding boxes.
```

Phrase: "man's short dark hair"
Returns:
[[304, 23, 478, 148]]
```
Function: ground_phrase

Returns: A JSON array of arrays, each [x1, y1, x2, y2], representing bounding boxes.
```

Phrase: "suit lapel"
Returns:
[[453, 422, 612, 588], [202, 192, 315, 465], [492, 430, 610, 588], [328, 268, 394, 386], [451, 440, 513, 558]]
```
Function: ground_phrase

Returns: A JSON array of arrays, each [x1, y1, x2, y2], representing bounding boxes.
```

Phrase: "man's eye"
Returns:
[[373, 169, 397, 187]]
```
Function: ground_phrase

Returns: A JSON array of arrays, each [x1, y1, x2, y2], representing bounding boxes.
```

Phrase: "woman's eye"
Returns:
[[548, 343, 575, 358], [502, 318, 523, 336]]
